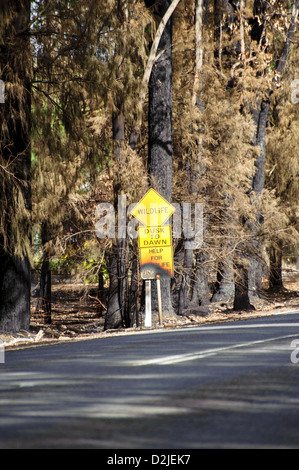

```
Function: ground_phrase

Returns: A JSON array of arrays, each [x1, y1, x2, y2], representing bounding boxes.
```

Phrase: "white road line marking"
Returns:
[[188, 322, 299, 332], [131, 333, 299, 366]]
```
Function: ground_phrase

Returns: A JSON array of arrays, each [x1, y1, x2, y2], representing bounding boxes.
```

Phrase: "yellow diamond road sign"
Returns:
[[130, 189, 176, 226]]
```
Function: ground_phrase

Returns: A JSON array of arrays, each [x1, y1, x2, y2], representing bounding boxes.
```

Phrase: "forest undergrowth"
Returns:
[[1, 266, 298, 350]]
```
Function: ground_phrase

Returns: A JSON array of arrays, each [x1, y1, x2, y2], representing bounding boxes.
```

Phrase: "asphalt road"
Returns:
[[1, 311, 299, 449]]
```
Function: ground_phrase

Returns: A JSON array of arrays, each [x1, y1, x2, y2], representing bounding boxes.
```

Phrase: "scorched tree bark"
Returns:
[[0, 0, 32, 333], [145, 0, 175, 315]]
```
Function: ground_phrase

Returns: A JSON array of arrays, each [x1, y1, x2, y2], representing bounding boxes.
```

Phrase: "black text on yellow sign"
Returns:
[[138, 225, 171, 249], [139, 246, 174, 279], [138, 225, 174, 279], [130, 188, 176, 226]]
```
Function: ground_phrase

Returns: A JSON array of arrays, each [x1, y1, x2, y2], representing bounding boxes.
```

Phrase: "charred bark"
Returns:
[[104, 253, 123, 330], [178, 248, 193, 315], [0, 253, 31, 332], [212, 259, 234, 303], [104, 103, 127, 330], [36, 223, 52, 324], [146, 0, 175, 315], [0, 0, 32, 333], [269, 242, 284, 291], [233, 262, 255, 311]]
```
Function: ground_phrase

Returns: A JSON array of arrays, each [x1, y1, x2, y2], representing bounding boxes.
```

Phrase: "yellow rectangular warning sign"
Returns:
[[139, 246, 174, 279], [138, 225, 171, 249]]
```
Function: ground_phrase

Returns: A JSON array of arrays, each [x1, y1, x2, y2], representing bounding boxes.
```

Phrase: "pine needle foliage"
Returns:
[[30, 0, 152, 257], [265, 34, 299, 254], [171, 0, 299, 302], [0, 0, 32, 259]]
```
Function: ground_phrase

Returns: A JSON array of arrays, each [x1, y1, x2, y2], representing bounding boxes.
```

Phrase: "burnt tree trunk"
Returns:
[[128, 249, 141, 327], [178, 248, 193, 315], [191, 251, 210, 307], [0, 0, 31, 333], [178, 0, 210, 315], [36, 260, 52, 324], [146, 0, 174, 315], [269, 242, 284, 290], [104, 107, 125, 330], [97, 270, 105, 318], [233, 262, 255, 311], [212, 259, 234, 303], [0, 254, 31, 332], [36, 223, 52, 324], [105, 254, 123, 330]]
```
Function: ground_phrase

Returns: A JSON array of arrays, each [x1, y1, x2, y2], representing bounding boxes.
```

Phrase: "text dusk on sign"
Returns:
[[130, 189, 176, 280], [138, 225, 172, 248], [130, 188, 176, 326]]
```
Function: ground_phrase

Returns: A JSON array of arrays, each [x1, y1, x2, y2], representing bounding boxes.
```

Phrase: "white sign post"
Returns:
[[130, 188, 176, 329], [145, 280, 152, 328], [156, 275, 163, 326], [0, 340, 5, 364]]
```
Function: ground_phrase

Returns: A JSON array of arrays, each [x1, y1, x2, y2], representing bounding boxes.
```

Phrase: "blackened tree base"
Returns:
[[0, 252, 31, 332]]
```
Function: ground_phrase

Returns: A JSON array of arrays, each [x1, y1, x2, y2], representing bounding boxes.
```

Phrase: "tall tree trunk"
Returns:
[[269, 242, 284, 290], [130, 0, 182, 150], [104, 2, 135, 330], [96, 269, 105, 318], [247, 99, 269, 299], [234, 262, 255, 311], [212, 1, 238, 304], [0, 253, 31, 332], [146, 0, 174, 315], [178, 0, 210, 315], [178, 248, 193, 315], [128, 249, 141, 327], [104, 107, 125, 330], [212, 259, 234, 302], [105, 253, 123, 330], [192, 251, 210, 306], [37, 259, 51, 324], [36, 223, 52, 324], [0, 0, 32, 333], [114, 107, 129, 327], [148, 0, 173, 200]]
